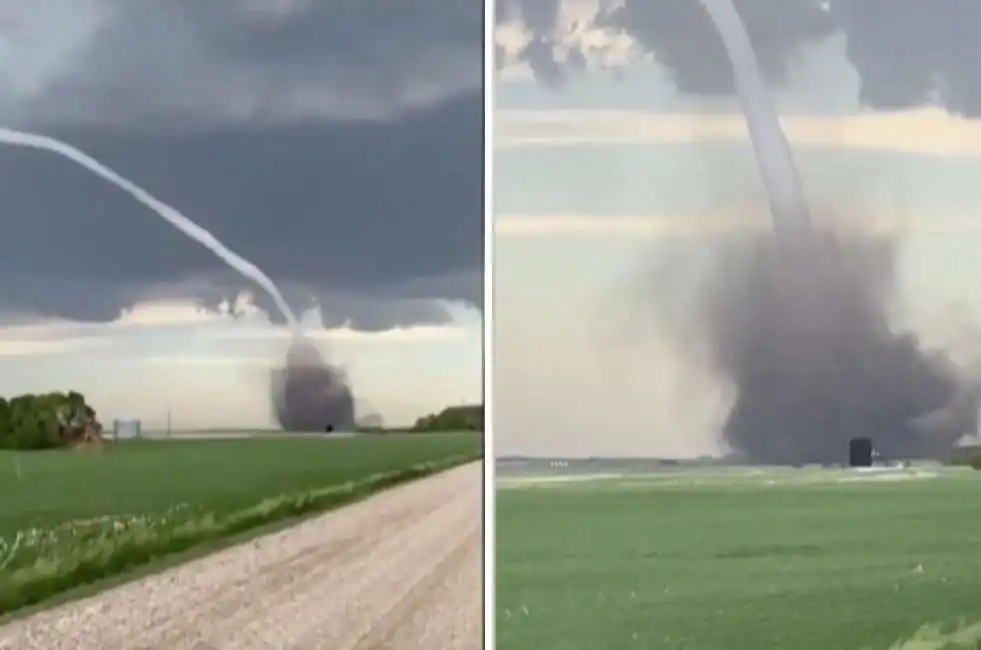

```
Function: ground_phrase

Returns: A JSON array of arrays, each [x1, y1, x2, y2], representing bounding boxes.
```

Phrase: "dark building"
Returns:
[[849, 437, 874, 467]]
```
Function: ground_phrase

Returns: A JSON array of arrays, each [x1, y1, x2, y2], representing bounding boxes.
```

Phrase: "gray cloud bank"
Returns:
[[499, 0, 981, 116], [0, 0, 483, 329]]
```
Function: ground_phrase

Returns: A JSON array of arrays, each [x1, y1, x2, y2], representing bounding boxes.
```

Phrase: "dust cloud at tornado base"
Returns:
[[644, 221, 981, 464], [270, 338, 356, 432]]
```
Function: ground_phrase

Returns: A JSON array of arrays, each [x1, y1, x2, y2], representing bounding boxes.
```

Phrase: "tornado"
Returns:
[[270, 338, 356, 431], [0, 128, 358, 432], [645, 0, 980, 463], [699, 0, 811, 238]]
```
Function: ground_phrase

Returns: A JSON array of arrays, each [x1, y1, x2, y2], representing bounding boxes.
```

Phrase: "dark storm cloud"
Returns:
[[0, 97, 482, 327], [501, 0, 981, 116], [0, 0, 483, 328], [496, 0, 574, 85], [3, 0, 482, 128]]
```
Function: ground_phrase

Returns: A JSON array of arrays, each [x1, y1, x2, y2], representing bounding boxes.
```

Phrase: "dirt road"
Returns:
[[0, 462, 483, 650]]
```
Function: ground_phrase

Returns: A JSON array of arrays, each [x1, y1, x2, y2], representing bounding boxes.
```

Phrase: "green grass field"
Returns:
[[497, 467, 981, 650], [0, 432, 481, 614]]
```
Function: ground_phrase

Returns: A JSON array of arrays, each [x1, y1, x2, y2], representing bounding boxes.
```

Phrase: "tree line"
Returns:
[[947, 445, 981, 470], [0, 391, 102, 450], [411, 404, 483, 432]]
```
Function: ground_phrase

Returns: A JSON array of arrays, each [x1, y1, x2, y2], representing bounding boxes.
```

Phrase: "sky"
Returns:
[[493, 0, 981, 457], [0, 0, 482, 429]]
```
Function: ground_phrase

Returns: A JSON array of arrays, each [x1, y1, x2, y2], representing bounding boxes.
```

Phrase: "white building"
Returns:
[[112, 419, 142, 440]]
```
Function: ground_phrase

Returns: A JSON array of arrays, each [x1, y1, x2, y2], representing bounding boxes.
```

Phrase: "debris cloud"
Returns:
[[681, 228, 978, 464], [270, 339, 356, 432]]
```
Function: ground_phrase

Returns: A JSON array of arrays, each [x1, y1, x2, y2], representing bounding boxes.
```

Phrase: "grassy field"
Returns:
[[0, 432, 481, 614], [497, 466, 981, 650]]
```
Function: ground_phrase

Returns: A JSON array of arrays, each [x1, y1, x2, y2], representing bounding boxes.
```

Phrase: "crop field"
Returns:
[[0, 432, 481, 615], [497, 464, 981, 650]]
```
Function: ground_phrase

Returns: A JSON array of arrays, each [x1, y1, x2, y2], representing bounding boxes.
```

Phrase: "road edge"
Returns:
[[0, 453, 483, 625]]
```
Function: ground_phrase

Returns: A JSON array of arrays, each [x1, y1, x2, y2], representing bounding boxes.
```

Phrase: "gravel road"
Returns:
[[0, 462, 483, 650]]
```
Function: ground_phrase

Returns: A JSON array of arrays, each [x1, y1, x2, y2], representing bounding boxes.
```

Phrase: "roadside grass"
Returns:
[[496, 469, 981, 650], [0, 432, 481, 615], [889, 620, 981, 649]]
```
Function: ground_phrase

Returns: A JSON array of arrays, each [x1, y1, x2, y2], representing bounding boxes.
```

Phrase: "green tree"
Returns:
[[411, 404, 483, 432], [0, 391, 100, 450]]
